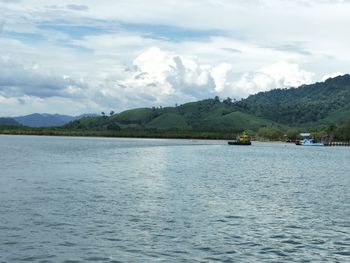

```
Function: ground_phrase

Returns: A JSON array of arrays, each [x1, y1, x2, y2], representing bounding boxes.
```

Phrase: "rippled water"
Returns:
[[0, 135, 350, 262]]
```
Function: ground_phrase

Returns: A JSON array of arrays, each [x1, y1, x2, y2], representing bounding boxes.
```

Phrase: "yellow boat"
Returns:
[[228, 134, 252, 145]]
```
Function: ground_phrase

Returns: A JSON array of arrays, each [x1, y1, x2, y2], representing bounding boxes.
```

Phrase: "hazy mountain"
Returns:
[[12, 113, 98, 127], [0, 117, 21, 126], [12, 114, 74, 127]]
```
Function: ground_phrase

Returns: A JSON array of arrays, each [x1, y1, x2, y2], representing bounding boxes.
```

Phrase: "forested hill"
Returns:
[[235, 74, 350, 125], [65, 75, 350, 132]]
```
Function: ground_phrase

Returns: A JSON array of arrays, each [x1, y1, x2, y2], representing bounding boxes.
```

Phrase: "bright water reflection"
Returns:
[[0, 135, 349, 262]]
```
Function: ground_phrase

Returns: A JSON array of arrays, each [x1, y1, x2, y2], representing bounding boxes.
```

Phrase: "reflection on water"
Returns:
[[0, 135, 350, 262]]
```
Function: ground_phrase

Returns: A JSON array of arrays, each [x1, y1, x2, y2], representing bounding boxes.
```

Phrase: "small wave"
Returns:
[[224, 215, 243, 219], [2, 241, 18, 245], [269, 234, 287, 239], [84, 256, 113, 261], [105, 238, 122, 242], [334, 251, 350, 256], [333, 241, 350, 246], [59, 242, 76, 247], [281, 239, 302, 245]]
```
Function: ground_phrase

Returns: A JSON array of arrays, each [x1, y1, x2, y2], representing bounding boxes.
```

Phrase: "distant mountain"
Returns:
[[12, 113, 98, 127], [13, 114, 75, 127], [65, 75, 350, 131], [0, 117, 21, 126]]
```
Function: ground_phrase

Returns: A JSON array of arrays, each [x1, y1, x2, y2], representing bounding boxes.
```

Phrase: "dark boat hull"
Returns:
[[228, 141, 252, 145]]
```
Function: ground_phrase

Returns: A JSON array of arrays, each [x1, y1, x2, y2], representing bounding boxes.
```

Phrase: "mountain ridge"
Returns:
[[0, 113, 99, 127]]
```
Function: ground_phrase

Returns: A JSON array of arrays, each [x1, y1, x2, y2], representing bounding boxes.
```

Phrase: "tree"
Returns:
[[335, 119, 350, 141], [107, 122, 121, 131], [223, 97, 232, 105], [286, 128, 300, 142], [110, 111, 115, 116], [258, 127, 284, 141]]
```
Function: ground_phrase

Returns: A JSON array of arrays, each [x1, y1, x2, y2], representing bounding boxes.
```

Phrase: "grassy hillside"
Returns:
[[66, 99, 276, 132], [199, 111, 274, 130], [110, 108, 155, 124], [145, 113, 190, 129]]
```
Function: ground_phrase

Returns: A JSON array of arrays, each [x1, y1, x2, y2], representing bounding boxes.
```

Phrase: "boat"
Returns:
[[228, 134, 252, 145], [297, 138, 324, 146], [296, 132, 324, 146]]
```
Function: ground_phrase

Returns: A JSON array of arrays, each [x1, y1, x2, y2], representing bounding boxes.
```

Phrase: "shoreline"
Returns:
[[0, 127, 237, 141], [0, 131, 288, 143], [1, 127, 348, 145], [2, 134, 349, 147]]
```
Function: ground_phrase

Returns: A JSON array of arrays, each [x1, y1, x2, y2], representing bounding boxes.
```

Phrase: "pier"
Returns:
[[324, 142, 350, 146]]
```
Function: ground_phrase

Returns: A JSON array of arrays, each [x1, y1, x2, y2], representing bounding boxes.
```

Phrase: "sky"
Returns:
[[0, 0, 349, 116]]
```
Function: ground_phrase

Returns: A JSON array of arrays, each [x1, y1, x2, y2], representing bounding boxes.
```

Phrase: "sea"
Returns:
[[0, 135, 349, 262]]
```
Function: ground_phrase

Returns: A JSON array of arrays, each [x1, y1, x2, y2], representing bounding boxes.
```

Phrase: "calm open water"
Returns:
[[0, 135, 350, 262]]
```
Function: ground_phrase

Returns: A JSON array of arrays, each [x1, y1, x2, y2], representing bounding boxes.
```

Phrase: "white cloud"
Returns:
[[114, 47, 216, 105], [259, 61, 314, 87], [108, 48, 315, 106], [211, 63, 233, 92], [221, 61, 314, 97]]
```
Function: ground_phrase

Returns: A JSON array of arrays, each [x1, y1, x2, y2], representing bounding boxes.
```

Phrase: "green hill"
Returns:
[[110, 108, 155, 124], [199, 111, 273, 130], [145, 113, 190, 130], [66, 98, 275, 132]]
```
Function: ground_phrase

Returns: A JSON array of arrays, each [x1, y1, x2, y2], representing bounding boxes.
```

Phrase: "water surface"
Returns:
[[0, 135, 349, 262]]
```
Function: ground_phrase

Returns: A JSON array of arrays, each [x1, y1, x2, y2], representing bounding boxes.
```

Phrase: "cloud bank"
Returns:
[[0, 57, 87, 99], [95, 48, 315, 108], [0, 0, 349, 115]]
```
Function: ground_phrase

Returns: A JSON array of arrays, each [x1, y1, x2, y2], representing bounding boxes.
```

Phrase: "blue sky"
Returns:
[[0, 0, 349, 116]]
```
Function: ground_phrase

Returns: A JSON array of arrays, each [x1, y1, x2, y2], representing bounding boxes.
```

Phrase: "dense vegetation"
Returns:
[[1, 119, 349, 141], [235, 75, 350, 125], [0, 125, 237, 140]]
